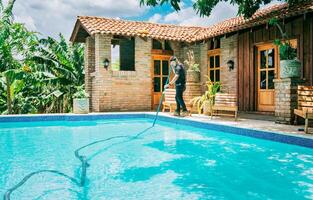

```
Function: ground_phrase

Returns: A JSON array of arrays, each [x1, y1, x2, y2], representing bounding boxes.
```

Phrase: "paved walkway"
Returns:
[[156, 112, 313, 139]]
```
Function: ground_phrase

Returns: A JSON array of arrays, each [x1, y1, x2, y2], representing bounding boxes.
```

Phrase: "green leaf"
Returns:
[[52, 90, 63, 98]]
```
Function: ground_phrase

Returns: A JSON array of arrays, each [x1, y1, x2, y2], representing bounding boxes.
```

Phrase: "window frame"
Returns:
[[111, 37, 135, 71], [207, 49, 221, 83]]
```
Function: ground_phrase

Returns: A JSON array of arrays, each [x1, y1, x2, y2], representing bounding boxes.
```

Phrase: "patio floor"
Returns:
[[156, 112, 313, 139]]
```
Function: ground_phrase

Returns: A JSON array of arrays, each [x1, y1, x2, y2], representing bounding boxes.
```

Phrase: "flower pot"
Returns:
[[73, 98, 89, 114], [203, 100, 212, 115], [186, 70, 200, 83], [280, 59, 301, 79]]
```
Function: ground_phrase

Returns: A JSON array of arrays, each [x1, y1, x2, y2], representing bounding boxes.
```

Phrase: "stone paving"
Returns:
[[157, 112, 313, 139]]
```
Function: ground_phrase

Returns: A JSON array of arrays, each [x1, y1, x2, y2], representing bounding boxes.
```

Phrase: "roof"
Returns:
[[70, 2, 313, 43], [196, 1, 313, 41], [71, 16, 206, 43]]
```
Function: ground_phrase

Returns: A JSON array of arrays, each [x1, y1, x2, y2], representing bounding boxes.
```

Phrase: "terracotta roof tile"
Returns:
[[77, 16, 205, 42], [71, 2, 313, 43], [196, 2, 313, 41]]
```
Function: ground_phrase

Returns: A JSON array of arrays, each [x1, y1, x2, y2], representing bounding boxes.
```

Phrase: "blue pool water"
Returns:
[[1, 117, 313, 200]]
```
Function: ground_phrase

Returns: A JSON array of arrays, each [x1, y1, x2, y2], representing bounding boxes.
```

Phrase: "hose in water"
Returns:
[[4, 64, 173, 200]]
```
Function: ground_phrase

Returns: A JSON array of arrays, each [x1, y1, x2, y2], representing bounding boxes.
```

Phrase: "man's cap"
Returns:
[[170, 56, 177, 61]]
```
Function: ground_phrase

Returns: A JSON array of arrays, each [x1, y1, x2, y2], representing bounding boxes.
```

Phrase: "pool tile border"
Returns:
[[146, 114, 313, 149], [0, 113, 312, 149]]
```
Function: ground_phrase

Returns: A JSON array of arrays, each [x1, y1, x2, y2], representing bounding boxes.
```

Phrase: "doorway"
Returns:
[[151, 55, 173, 109], [257, 44, 278, 112]]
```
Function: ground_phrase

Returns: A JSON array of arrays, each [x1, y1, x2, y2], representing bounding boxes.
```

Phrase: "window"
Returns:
[[208, 50, 221, 82], [152, 39, 162, 50], [164, 41, 172, 51], [152, 39, 173, 51], [111, 37, 135, 71], [208, 38, 221, 50], [111, 43, 120, 71]]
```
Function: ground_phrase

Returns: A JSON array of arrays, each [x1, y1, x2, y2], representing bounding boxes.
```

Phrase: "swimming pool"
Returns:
[[1, 114, 313, 199]]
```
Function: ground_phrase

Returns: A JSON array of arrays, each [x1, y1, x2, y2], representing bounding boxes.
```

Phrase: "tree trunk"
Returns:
[[6, 76, 12, 114]]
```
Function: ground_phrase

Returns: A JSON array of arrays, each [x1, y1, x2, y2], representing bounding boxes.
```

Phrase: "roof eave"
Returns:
[[70, 19, 92, 43]]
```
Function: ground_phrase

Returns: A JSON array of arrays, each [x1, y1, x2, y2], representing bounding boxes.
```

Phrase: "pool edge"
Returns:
[[1, 112, 312, 149]]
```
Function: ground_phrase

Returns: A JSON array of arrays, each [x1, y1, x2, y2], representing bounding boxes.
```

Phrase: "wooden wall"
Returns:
[[237, 13, 313, 111]]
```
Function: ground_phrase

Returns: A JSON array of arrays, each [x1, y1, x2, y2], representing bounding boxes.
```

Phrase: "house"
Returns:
[[70, 2, 313, 124]]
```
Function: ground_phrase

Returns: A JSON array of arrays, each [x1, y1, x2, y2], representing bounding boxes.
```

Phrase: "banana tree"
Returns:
[[33, 34, 84, 113], [0, 0, 38, 114]]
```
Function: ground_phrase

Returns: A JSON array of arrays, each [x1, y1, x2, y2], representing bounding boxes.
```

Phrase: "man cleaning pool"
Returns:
[[165, 56, 188, 117]]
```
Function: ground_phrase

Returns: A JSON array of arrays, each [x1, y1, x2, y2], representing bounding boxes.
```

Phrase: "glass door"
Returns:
[[257, 45, 278, 112], [151, 55, 172, 109]]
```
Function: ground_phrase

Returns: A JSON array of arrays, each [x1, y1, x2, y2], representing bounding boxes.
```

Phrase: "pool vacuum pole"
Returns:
[[152, 64, 173, 127]]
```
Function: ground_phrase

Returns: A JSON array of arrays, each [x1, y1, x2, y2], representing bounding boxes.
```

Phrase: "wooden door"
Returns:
[[151, 55, 172, 109], [257, 44, 278, 112]]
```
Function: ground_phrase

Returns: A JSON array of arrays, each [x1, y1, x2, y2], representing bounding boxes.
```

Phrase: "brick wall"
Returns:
[[110, 37, 152, 111], [85, 35, 212, 112], [84, 37, 95, 110], [274, 78, 305, 124], [199, 42, 208, 92], [94, 34, 112, 111], [88, 34, 152, 112], [220, 34, 238, 94]]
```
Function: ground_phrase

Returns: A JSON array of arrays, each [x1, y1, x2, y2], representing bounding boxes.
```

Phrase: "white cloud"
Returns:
[[11, 0, 148, 39], [14, 14, 37, 31], [149, 13, 162, 23], [163, 2, 238, 27], [7, 0, 279, 41]]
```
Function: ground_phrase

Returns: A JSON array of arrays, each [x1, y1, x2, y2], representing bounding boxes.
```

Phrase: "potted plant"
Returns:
[[191, 77, 220, 115], [184, 50, 200, 83], [269, 18, 300, 78], [73, 86, 90, 114]]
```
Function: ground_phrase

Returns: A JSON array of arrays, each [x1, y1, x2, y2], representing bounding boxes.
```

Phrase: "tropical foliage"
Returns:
[[269, 18, 297, 60], [140, 0, 306, 18], [191, 77, 220, 114], [0, 0, 84, 114], [73, 86, 90, 99]]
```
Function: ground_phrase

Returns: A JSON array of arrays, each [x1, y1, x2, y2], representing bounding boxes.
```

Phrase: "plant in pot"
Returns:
[[269, 18, 300, 78], [73, 86, 90, 114], [191, 77, 221, 115], [184, 50, 200, 83]]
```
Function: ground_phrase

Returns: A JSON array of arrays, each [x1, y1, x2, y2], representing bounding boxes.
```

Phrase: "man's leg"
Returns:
[[175, 88, 181, 114], [176, 86, 187, 112]]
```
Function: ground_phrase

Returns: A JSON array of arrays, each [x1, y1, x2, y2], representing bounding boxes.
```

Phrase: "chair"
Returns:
[[211, 93, 238, 120], [294, 86, 313, 134], [162, 88, 192, 116], [162, 89, 176, 113]]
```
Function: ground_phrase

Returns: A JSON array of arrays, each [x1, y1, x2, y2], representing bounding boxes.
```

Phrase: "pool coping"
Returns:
[[0, 112, 312, 149]]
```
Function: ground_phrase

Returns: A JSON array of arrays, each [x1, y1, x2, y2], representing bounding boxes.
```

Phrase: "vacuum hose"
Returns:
[[4, 64, 173, 200]]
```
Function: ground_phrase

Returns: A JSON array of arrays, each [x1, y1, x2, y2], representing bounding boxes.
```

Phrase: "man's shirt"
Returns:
[[175, 64, 186, 86]]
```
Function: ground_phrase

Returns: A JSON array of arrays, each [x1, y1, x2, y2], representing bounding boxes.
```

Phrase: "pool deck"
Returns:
[[156, 112, 313, 139], [0, 112, 312, 140]]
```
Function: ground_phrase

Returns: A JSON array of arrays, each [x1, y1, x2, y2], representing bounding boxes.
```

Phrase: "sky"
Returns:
[[10, 0, 279, 41]]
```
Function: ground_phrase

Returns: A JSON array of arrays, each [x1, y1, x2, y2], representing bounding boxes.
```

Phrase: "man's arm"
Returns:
[[165, 65, 180, 89], [168, 74, 179, 86], [165, 74, 179, 89]]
